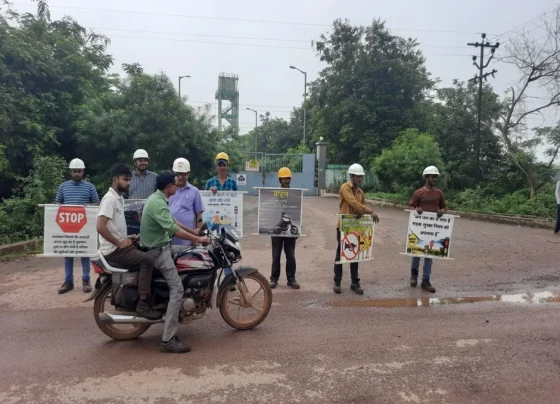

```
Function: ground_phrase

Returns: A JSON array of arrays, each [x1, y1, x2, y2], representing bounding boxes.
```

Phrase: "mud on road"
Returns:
[[0, 196, 559, 403]]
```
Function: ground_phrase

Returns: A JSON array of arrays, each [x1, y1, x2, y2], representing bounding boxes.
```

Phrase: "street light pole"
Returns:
[[289, 65, 307, 144], [178, 75, 191, 100], [246, 108, 258, 153]]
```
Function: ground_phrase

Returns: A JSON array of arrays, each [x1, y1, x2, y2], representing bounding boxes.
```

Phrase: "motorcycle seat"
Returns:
[[96, 250, 129, 273]]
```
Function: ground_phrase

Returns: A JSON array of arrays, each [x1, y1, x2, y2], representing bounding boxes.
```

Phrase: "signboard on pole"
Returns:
[[41, 204, 98, 257], [336, 214, 375, 264], [256, 188, 304, 237], [236, 174, 247, 186], [200, 191, 244, 237], [403, 211, 456, 259]]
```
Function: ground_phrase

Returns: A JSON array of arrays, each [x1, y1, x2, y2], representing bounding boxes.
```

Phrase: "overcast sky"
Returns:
[[11, 0, 560, 143]]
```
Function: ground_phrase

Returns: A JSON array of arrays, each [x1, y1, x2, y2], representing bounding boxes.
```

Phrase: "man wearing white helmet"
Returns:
[[408, 166, 447, 293], [169, 157, 205, 246], [128, 149, 157, 199], [55, 158, 100, 295], [333, 163, 380, 295]]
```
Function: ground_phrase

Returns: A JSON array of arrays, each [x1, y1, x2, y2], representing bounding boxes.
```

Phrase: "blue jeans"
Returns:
[[411, 257, 432, 282], [64, 257, 90, 283]]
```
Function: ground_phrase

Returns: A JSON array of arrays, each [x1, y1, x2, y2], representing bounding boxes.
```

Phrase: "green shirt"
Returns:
[[140, 190, 181, 248]]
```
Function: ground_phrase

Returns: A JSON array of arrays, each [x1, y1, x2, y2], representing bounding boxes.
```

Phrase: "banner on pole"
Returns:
[[200, 191, 244, 237], [41, 204, 98, 257], [403, 211, 455, 259], [336, 214, 375, 264], [256, 188, 303, 237]]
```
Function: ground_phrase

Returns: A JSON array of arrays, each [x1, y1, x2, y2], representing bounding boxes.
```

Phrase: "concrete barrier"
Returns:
[[0, 239, 42, 256], [322, 193, 555, 230]]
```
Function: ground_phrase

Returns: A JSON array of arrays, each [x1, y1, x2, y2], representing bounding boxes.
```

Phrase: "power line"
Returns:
[[492, 8, 557, 42], [103, 33, 475, 55], [12, 2, 494, 35], [91, 27, 311, 43], [93, 26, 476, 49]]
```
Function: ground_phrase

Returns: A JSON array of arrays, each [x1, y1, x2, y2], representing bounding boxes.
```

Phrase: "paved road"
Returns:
[[1, 196, 559, 403]]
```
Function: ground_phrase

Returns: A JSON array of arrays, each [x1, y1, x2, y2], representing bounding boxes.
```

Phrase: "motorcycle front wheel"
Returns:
[[290, 226, 299, 235], [93, 285, 151, 340], [218, 272, 272, 330]]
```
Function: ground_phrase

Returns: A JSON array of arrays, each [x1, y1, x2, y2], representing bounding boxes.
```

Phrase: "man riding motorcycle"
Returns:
[[140, 170, 210, 354]]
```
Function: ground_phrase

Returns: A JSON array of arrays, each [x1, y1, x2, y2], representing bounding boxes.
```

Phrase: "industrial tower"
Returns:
[[215, 73, 239, 134]]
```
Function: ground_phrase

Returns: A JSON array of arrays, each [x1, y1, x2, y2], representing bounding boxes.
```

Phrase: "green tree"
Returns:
[[0, 155, 67, 244], [373, 129, 444, 192], [73, 67, 220, 189], [425, 80, 504, 189], [309, 19, 434, 164], [0, 1, 112, 197]]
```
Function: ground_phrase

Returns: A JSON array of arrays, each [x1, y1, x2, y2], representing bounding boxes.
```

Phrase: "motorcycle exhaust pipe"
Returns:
[[98, 312, 164, 325]]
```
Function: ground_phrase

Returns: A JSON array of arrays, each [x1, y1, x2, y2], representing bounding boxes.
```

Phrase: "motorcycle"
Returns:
[[273, 212, 299, 236], [85, 225, 273, 340]]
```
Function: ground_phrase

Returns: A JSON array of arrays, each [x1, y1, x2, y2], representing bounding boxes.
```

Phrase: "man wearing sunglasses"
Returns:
[[205, 152, 238, 195], [408, 166, 447, 293], [169, 158, 205, 246]]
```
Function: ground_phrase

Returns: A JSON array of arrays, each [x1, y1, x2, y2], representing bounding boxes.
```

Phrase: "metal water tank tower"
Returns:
[[215, 73, 239, 134]]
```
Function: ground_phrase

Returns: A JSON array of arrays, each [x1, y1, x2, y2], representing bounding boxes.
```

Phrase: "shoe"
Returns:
[[136, 300, 164, 320], [270, 280, 278, 289], [410, 276, 418, 287], [421, 280, 436, 293], [333, 278, 341, 294], [350, 282, 364, 295], [161, 336, 191, 353], [287, 280, 300, 289], [58, 281, 74, 294], [82, 280, 92, 293]]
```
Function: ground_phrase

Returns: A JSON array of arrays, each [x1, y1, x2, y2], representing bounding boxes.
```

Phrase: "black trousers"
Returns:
[[333, 229, 359, 282], [105, 246, 154, 298], [271, 237, 297, 281], [555, 204, 560, 233]]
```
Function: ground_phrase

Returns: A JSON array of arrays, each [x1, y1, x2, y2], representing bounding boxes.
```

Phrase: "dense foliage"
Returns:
[[1, 2, 559, 245]]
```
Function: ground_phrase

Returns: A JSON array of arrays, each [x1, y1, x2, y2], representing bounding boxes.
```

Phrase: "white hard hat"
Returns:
[[348, 163, 366, 176], [423, 166, 440, 176], [173, 157, 191, 173], [133, 149, 149, 160], [69, 158, 85, 169]]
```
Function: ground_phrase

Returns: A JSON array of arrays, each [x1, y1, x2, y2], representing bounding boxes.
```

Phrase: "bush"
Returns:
[[367, 183, 557, 219], [0, 156, 68, 244]]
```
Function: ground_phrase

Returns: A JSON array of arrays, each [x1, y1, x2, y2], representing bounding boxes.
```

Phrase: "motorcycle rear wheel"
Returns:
[[218, 272, 272, 330], [93, 285, 151, 340]]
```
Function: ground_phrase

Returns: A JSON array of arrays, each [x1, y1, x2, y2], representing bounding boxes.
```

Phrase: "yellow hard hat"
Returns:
[[278, 167, 292, 178], [215, 152, 230, 164]]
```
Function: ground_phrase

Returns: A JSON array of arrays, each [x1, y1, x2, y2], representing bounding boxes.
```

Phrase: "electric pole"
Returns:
[[467, 33, 499, 176]]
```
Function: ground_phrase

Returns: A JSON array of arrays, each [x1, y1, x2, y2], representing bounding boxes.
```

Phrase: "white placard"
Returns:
[[200, 191, 244, 237], [402, 211, 456, 260], [41, 204, 98, 257]]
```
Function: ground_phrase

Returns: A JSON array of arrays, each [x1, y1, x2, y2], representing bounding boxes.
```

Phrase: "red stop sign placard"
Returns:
[[56, 206, 87, 233]]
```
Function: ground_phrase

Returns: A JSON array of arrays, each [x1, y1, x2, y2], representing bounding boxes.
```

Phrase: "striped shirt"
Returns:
[[205, 176, 238, 191], [129, 170, 157, 200], [55, 180, 99, 205]]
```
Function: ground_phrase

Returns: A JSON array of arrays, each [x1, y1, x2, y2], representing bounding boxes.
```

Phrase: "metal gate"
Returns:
[[233, 152, 317, 196]]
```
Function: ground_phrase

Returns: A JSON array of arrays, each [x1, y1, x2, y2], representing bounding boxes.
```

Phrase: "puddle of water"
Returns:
[[328, 291, 560, 308]]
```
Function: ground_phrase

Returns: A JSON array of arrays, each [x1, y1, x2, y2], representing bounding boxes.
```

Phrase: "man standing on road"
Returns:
[[128, 149, 157, 199], [140, 171, 210, 354], [270, 167, 300, 290], [408, 166, 447, 293], [56, 158, 100, 295], [169, 158, 204, 246], [96, 163, 162, 320], [205, 152, 238, 195], [555, 179, 560, 234], [333, 164, 380, 295]]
